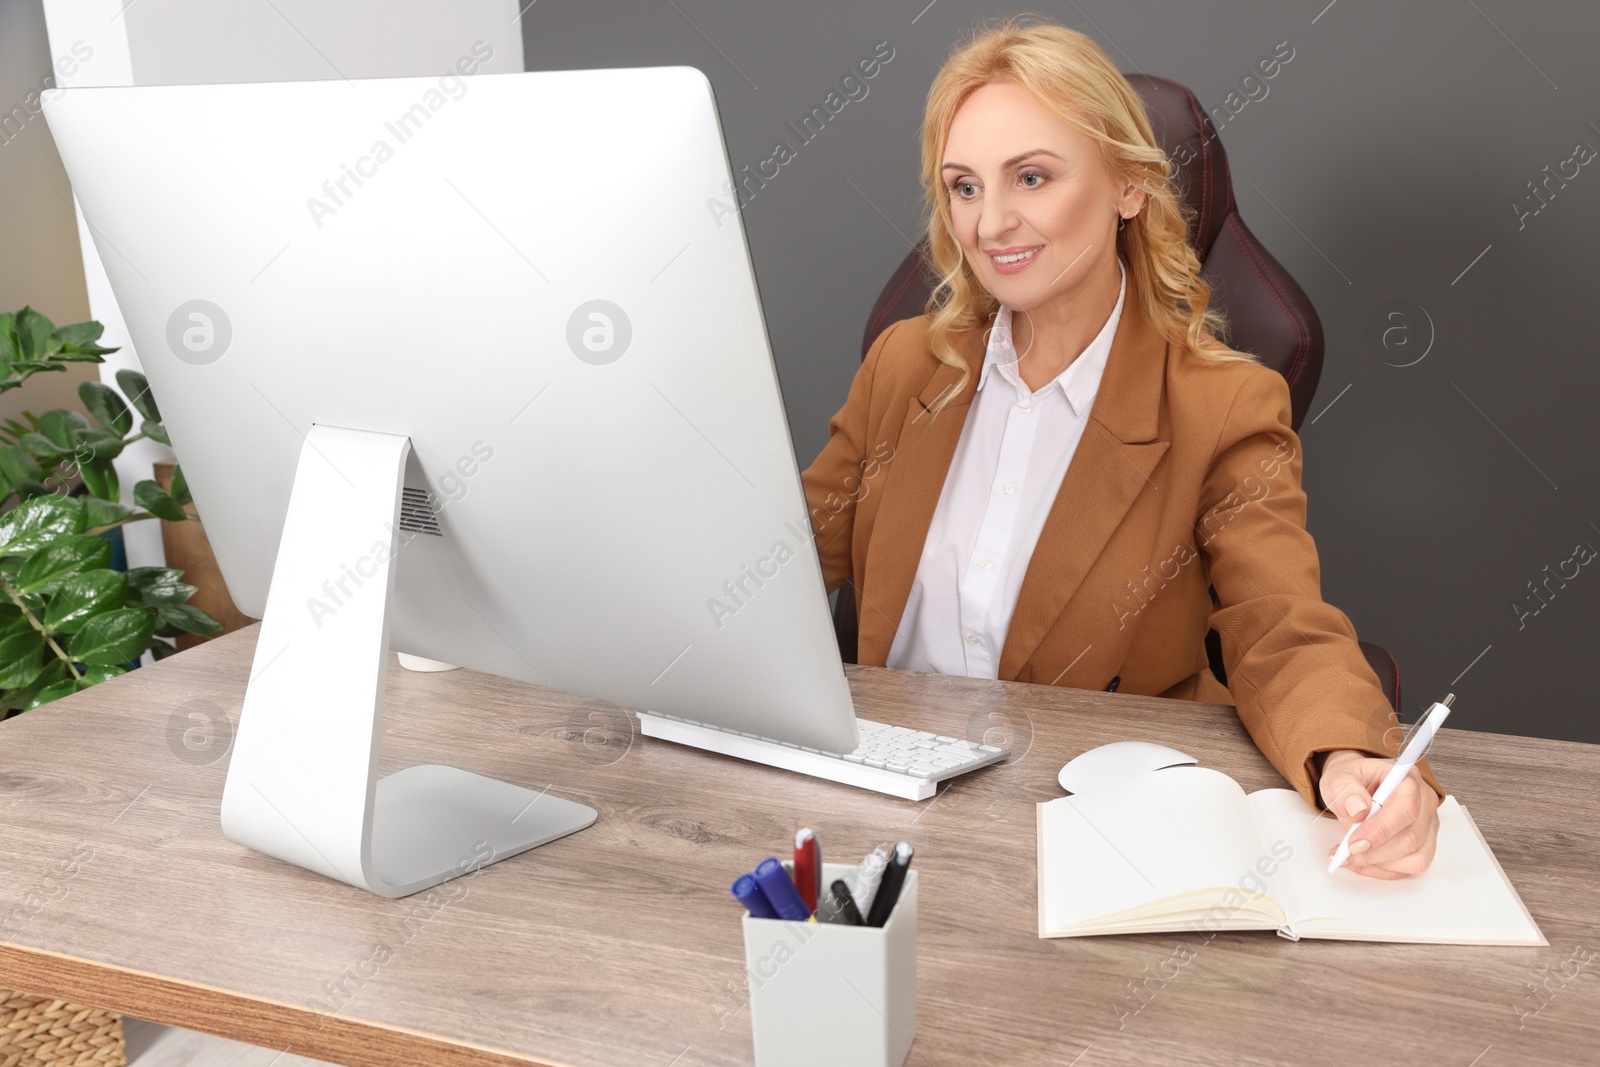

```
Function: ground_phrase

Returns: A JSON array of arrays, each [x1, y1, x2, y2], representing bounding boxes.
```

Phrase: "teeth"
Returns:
[[994, 247, 1040, 264]]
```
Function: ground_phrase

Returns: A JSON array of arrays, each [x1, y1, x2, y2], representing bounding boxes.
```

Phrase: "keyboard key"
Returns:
[[635, 713, 1006, 802]]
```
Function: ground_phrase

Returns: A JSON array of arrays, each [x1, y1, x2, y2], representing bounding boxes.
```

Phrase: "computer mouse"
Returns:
[[1057, 741, 1198, 794]]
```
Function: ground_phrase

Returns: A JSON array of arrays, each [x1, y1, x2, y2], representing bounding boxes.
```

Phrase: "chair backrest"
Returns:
[[859, 74, 1324, 428]]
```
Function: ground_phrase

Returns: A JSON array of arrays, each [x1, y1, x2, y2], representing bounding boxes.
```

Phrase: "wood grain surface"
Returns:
[[1, 625, 1596, 1067]]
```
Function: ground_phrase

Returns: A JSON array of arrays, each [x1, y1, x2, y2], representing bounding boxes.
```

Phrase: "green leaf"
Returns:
[[68, 608, 153, 666], [0, 312, 17, 372], [19, 433, 68, 462], [169, 464, 191, 508], [14, 308, 54, 363], [79, 381, 133, 436], [42, 569, 127, 634], [70, 426, 125, 463], [15, 535, 112, 594], [52, 321, 103, 347], [49, 320, 115, 359], [127, 566, 182, 590], [22, 678, 78, 709], [0, 444, 43, 488], [38, 410, 88, 451], [49, 349, 115, 363], [156, 603, 220, 637], [76, 664, 125, 686], [23, 661, 126, 708], [127, 569, 198, 609], [127, 576, 196, 608], [7, 658, 68, 711], [79, 458, 119, 502], [133, 480, 187, 521], [115, 369, 161, 422], [142, 419, 170, 446], [0, 495, 84, 557], [148, 637, 178, 661], [0, 603, 30, 640], [84, 498, 134, 529], [0, 629, 47, 689]]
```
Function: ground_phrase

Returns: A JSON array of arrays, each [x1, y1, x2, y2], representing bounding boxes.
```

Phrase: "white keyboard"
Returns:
[[635, 713, 1009, 800]]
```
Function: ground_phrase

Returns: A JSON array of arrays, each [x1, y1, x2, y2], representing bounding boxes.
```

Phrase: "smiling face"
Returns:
[[940, 80, 1145, 317]]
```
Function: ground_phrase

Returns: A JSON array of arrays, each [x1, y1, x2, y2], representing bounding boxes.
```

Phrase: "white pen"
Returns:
[[1327, 694, 1454, 873], [852, 846, 889, 916]]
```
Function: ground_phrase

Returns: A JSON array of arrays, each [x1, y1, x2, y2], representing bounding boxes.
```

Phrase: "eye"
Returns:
[[949, 179, 978, 200], [1020, 170, 1046, 188]]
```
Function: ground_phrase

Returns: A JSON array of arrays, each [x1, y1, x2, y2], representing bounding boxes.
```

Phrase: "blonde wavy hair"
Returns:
[[920, 15, 1252, 411]]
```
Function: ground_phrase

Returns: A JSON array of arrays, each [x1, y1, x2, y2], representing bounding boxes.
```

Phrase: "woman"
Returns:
[[802, 18, 1442, 879]]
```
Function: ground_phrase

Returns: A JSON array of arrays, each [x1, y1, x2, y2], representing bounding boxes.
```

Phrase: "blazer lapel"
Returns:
[[997, 305, 1171, 680], [855, 327, 985, 664]]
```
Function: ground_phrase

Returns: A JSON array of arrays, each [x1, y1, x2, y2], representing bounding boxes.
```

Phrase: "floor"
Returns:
[[122, 1019, 340, 1066]]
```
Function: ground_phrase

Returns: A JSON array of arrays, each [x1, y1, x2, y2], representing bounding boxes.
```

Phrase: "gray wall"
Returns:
[[0, 0, 96, 425], [523, 2, 1600, 745], [117, 0, 524, 85]]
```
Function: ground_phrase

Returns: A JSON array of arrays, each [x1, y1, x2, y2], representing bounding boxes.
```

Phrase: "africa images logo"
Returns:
[[566, 300, 632, 365], [165, 299, 232, 366]]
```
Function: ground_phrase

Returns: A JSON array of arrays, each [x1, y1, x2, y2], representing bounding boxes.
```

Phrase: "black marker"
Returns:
[[866, 841, 913, 927], [829, 879, 865, 925]]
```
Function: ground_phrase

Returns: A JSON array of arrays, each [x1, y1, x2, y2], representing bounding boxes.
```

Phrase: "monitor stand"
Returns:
[[219, 425, 596, 898]]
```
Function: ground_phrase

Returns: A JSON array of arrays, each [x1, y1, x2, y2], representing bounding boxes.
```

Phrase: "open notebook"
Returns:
[[1037, 766, 1544, 944]]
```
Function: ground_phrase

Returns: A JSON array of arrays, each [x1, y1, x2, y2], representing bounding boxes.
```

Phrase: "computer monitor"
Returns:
[[43, 65, 858, 897]]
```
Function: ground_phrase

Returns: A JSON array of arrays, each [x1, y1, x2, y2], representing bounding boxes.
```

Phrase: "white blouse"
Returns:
[[886, 259, 1126, 678]]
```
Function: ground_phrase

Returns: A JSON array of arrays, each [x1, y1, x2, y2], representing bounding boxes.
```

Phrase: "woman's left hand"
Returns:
[[1317, 748, 1440, 878]]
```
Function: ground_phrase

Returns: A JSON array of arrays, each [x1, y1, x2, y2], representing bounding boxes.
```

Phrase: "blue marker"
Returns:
[[731, 873, 778, 918], [753, 857, 811, 921]]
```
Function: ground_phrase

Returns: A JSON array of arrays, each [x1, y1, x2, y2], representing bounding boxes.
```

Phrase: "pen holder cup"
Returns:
[[740, 862, 917, 1067]]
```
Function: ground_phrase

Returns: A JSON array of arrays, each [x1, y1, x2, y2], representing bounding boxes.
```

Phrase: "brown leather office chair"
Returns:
[[830, 74, 1403, 714]]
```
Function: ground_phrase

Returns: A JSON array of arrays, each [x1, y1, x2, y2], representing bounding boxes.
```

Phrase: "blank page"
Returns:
[[1039, 767, 1281, 935], [1247, 791, 1546, 945]]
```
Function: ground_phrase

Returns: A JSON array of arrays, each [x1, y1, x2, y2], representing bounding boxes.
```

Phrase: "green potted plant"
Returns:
[[0, 306, 219, 716]]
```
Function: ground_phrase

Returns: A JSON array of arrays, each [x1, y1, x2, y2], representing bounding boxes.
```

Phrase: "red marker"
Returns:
[[793, 828, 820, 915]]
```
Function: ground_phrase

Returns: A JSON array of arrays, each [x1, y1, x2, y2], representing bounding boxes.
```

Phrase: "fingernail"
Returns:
[[1344, 796, 1366, 818], [1350, 839, 1370, 855]]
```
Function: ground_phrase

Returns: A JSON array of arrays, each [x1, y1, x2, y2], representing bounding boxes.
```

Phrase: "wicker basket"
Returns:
[[0, 991, 125, 1067]]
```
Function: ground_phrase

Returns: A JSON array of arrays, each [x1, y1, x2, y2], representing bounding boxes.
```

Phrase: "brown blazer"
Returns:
[[801, 303, 1441, 808]]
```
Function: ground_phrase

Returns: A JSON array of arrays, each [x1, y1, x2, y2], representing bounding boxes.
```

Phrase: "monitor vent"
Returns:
[[399, 487, 443, 536]]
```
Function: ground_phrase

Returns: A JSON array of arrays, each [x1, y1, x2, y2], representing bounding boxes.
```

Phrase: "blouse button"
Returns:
[[1002, 482, 1015, 495], [965, 632, 981, 645]]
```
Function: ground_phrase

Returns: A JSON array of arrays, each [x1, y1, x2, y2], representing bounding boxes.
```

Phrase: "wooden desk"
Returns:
[[1, 625, 1596, 1066]]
